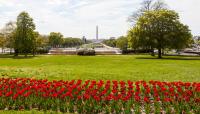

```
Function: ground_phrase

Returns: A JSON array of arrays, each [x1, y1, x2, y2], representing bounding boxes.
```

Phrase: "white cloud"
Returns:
[[166, 0, 200, 36], [0, 0, 199, 38], [0, 0, 14, 6]]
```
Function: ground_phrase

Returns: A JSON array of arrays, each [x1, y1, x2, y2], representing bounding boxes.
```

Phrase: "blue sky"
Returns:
[[0, 0, 199, 39]]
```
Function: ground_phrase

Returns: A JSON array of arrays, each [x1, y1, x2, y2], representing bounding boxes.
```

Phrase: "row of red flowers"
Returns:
[[0, 78, 199, 113]]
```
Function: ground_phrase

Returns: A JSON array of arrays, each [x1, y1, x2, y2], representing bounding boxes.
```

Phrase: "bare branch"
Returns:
[[128, 0, 168, 25]]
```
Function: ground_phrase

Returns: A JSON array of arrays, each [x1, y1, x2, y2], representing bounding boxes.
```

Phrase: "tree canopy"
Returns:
[[103, 38, 117, 47], [62, 38, 83, 48], [49, 32, 63, 48], [128, 9, 192, 58], [1, 21, 16, 50], [14, 11, 36, 56], [116, 36, 128, 50], [0, 33, 6, 52]]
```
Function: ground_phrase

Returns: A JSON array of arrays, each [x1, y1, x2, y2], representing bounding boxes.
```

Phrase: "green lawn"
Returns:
[[0, 55, 200, 82]]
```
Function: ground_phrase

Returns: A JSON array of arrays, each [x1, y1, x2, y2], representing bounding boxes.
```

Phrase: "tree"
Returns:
[[49, 32, 63, 48], [128, 0, 167, 56], [193, 36, 200, 51], [36, 34, 49, 48], [14, 11, 36, 57], [116, 36, 128, 50], [62, 38, 83, 48], [0, 33, 6, 53], [103, 38, 117, 47], [1, 21, 16, 53], [31, 31, 40, 56], [128, 9, 192, 58]]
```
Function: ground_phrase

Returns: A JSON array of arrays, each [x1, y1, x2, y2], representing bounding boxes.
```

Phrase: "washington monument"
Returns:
[[96, 25, 98, 40]]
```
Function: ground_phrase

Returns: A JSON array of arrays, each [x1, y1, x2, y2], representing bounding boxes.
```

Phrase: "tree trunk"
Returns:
[[14, 49, 18, 56], [151, 48, 155, 56], [10, 48, 12, 55], [33, 49, 36, 56], [158, 48, 162, 59], [24, 50, 28, 57]]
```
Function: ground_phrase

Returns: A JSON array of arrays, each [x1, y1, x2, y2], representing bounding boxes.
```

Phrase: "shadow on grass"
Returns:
[[136, 55, 200, 60], [0, 54, 35, 59]]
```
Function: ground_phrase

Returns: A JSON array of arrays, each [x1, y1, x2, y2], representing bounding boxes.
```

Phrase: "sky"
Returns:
[[0, 0, 199, 39]]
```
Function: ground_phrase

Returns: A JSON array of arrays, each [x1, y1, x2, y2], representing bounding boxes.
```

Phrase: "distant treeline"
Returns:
[[103, 36, 128, 51], [49, 32, 86, 48]]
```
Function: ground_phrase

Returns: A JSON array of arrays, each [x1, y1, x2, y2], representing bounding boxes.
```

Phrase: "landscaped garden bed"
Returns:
[[0, 78, 199, 113]]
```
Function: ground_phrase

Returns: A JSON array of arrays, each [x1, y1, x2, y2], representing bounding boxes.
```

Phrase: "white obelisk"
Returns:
[[96, 25, 98, 40]]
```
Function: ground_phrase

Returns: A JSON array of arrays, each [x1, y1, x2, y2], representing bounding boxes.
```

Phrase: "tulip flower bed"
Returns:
[[0, 78, 199, 114]]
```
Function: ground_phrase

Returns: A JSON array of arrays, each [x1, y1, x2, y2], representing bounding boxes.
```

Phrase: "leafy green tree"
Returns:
[[193, 36, 200, 49], [36, 34, 49, 48], [128, 9, 192, 58], [0, 33, 6, 53], [14, 11, 36, 57], [49, 32, 63, 48], [62, 38, 83, 48], [1, 21, 16, 54], [103, 38, 117, 47], [116, 36, 128, 50], [128, 0, 167, 56], [31, 31, 40, 56]]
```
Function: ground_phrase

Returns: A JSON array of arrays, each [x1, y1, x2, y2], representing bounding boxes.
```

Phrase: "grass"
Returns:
[[0, 54, 199, 113], [0, 110, 70, 114], [0, 54, 200, 82]]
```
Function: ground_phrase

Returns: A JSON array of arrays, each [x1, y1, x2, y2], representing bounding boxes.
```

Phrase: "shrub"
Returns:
[[76, 49, 84, 55], [77, 49, 95, 56], [36, 48, 48, 54]]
